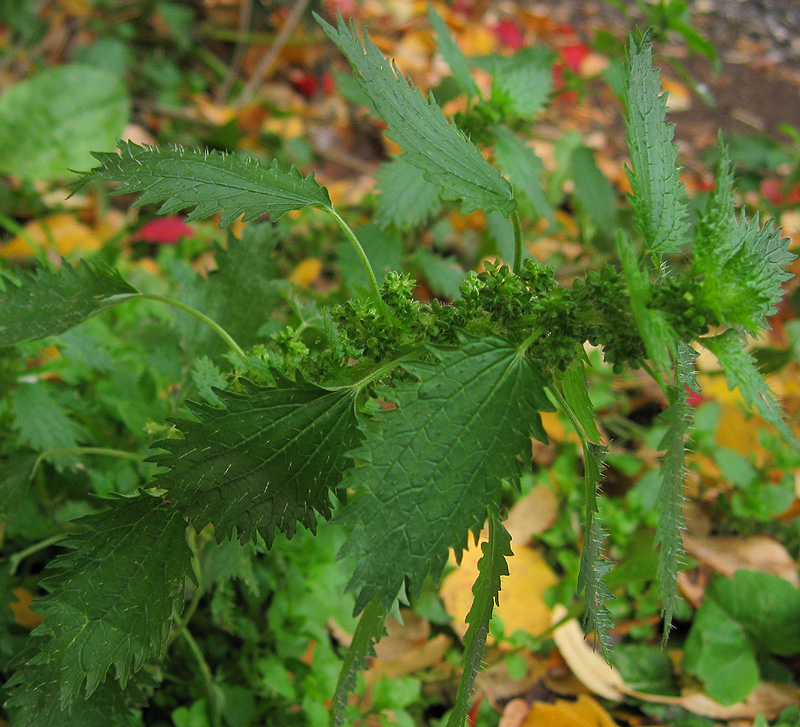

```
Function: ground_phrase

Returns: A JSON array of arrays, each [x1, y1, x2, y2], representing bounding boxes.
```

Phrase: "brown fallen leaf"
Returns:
[[620, 682, 800, 721], [364, 609, 451, 684], [504, 484, 559, 546], [683, 534, 800, 586], [550, 605, 626, 701]]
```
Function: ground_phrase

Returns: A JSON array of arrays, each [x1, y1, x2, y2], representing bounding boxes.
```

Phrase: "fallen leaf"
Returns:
[[662, 77, 691, 112], [621, 682, 800, 721], [441, 539, 557, 644], [1, 213, 103, 260], [521, 694, 620, 727], [133, 216, 193, 245], [364, 610, 450, 683], [551, 605, 626, 701], [10, 587, 44, 629], [683, 534, 799, 586], [504, 484, 559, 546]]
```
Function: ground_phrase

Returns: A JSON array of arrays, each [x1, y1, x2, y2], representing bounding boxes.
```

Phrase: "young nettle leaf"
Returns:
[[492, 127, 554, 221], [0, 453, 38, 518], [447, 516, 512, 727], [693, 142, 794, 332], [337, 335, 553, 613], [655, 385, 690, 636], [24, 495, 190, 704], [427, 4, 479, 99], [489, 49, 552, 118], [624, 32, 689, 254], [151, 375, 361, 545], [577, 442, 614, 657], [317, 13, 515, 216], [376, 155, 443, 230], [0, 260, 137, 347], [80, 141, 332, 224], [704, 329, 800, 452]]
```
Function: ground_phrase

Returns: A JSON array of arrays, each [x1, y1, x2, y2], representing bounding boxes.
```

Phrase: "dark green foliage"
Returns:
[[152, 376, 361, 545]]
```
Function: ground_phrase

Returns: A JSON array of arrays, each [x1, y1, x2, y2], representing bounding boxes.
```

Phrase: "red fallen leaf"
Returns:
[[685, 384, 709, 408], [134, 216, 192, 245], [468, 695, 484, 727], [325, 0, 357, 16], [559, 43, 590, 72], [494, 19, 524, 50], [289, 68, 319, 99], [322, 71, 336, 96], [452, 0, 473, 15], [761, 177, 800, 206]]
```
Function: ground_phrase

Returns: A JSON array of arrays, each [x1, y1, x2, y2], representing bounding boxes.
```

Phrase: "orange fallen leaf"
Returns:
[[10, 588, 44, 629], [441, 538, 557, 645], [521, 694, 620, 727], [288, 257, 323, 287]]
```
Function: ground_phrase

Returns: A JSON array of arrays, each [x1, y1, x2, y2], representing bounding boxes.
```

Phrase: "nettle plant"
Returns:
[[1, 12, 798, 727]]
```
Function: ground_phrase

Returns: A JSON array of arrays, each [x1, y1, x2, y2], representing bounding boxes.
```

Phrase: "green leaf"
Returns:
[[704, 330, 800, 452], [683, 598, 760, 705], [624, 33, 689, 253], [616, 233, 674, 377], [375, 155, 442, 230], [0, 260, 137, 347], [22, 495, 190, 703], [490, 50, 552, 118], [0, 64, 129, 181], [569, 144, 619, 236], [610, 644, 679, 696], [175, 223, 282, 360], [11, 383, 88, 457], [191, 355, 228, 407], [152, 376, 361, 545], [411, 247, 464, 299], [337, 335, 553, 612], [693, 140, 794, 331], [0, 453, 38, 518], [447, 516, 512, 727], [317, 14, 514, 216], [655, 385, 690, 637], [427, 4, 478, 98], [6, 659, 153, 727], [492, 127, 554, 221], [577, 442, 614, 657], [330, 595, 387, 727], [80, 140, 331, 224], [709, 570, 800, 656], [337, 224, 403, 294], [562, 359, 601, 444]]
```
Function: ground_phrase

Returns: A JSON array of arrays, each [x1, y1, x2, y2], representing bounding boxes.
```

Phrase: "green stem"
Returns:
[[319, 206, 386, 313], [165, 528, 205, 652], [181, 627, 221, 727], [136, 293, 248, 364], [9, 534, 65, 575], [511, 209, 523, 275], [35, 446, 144, 469]]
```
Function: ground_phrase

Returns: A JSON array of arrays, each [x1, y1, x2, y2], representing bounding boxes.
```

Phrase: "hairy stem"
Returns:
[[137, 293, 248, 363], [319, 206, 387, 313], [512, 209, 523, 274], [8, 534, 65, 575]]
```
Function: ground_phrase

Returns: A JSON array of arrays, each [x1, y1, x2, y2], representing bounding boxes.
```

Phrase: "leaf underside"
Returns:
[[317, 13, 514, 216], [337, 334, 553, 613], [80, 140, 331, 224], [15, 495, 190, 705], [447, 516, 512, 727], [0, 260, 137, 347], [624, 33, 689, 254], [152, 375, 361, 545], [376, 155, 443, 230]]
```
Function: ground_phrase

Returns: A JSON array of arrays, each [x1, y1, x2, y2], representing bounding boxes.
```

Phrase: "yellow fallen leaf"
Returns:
[[662, 77, 691, 112], [288, 258, 323, 287], [441, 538, 557, 645], [1, 213, 102, 260], [521, 694, 620, 727], [504, 484, 558, 546], [551, 605, 626, 701]]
